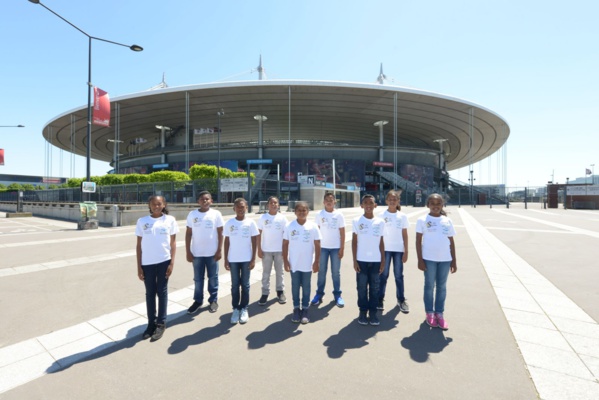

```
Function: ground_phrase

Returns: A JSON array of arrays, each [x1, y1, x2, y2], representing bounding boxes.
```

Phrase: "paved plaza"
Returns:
[[1, 203, 598, 399]]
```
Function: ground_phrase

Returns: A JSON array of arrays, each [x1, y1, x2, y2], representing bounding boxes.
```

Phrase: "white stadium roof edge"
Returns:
[[41, 79, 509, 171]]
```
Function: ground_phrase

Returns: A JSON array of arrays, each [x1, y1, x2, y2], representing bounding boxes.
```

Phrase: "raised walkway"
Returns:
[[0, 204, 597, 399]]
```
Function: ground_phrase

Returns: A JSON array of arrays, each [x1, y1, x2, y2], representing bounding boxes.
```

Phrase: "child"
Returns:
[[352, 194, 385, 326], [415, 193, 457, 330], [378, 190, 410, 313], [224, 198, 259, 324], [185, 191, 224, 314], [135, 195, 179, 341], [311, 192, 346, 308], [283, 201, 321, 324], [257, 196, 288, 305]]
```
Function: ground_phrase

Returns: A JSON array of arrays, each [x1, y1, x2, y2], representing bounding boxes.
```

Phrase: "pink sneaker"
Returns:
[[426, 313, 438, 328], [436, 313, 448, 330]]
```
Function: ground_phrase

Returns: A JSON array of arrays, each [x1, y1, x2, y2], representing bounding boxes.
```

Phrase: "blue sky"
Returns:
[[1, 0, 598, 187]]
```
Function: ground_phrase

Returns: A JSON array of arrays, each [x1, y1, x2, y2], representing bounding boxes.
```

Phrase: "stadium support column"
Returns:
[[374, 120, 388, 199], [254, 115, 268, 170]]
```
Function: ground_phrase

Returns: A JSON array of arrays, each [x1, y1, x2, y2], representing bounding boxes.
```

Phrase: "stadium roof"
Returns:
[[43, 80, 509, 170]]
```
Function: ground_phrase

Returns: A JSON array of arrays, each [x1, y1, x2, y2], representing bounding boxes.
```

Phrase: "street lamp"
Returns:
[[591, 164, 596, 185], [254, 115, 267, 168], [374, 120, 388, 194], [216, 109, 225, 202], [29, 0, 142, 193]]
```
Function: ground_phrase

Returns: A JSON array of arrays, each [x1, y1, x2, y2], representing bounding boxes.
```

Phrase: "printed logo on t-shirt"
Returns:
[[241, 225, 251, 237], [289, 229, 299, 238], [372, 224, 381, 236], [302, 230, 312, 243], [143, 222, 153, 233]]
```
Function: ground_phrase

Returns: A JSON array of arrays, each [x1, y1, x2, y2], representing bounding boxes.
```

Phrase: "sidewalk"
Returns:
[[0, 204, 597, 399]]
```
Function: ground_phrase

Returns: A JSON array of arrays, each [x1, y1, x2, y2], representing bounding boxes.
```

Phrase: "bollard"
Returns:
[[112, 204, 119, 227]]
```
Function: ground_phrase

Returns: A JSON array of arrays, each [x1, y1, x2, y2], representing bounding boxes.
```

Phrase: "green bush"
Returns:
[[123, 174, 150, 184], [148, 171, 190, 182], [99, 174, 125, 186]]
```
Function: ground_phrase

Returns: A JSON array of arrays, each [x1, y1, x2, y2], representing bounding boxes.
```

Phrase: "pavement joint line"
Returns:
[[459, 208, 599, 398], [0, 259, 269, 395], [492, 208, 599, 239]]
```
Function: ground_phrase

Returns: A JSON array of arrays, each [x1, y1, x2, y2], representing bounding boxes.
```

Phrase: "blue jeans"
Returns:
[[291, 271, 312, 309], [423, 260, 451, 314], [229, 262, 250, 310], [379, 251, 405, 303], [356, 261, 380, 314], [192, 256, 219, 303], [142, 259, 170, 325], [316, 248, 342, 298]]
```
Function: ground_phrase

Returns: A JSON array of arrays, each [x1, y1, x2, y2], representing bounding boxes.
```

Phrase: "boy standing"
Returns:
[[186, 191, 224, 314], [257, 196, 288, 305], [283, 202, 321, 324], [224, 198, 259, 324], [352, 194, 385, 326], [311, 192, 346, 307]]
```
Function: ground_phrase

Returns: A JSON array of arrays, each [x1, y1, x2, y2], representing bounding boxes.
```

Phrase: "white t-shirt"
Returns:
[[186, 208, 224, 257], [352, 215, 385, 262], [223, 218, 260, 262], [415, 214, 456, 262], [283, 220, 322, 272], [135, 214, 180, 265], [315, 209, 345, 249], [379, 210, 410, 252], [257, 212, 288, 252]]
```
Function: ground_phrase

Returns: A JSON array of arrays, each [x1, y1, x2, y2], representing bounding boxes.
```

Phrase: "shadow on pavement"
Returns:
[[323, 307, 400, 359], [168, 314, 232, 354], [245, 314, 302, 349], [400, 321, 453, 363]]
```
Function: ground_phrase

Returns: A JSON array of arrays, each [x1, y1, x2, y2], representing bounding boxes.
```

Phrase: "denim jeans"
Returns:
[[423, 260, 451, 314], [192, 256, 219, 303], [316, 247, 342, 298], [356, 261, 380, 313], [229, 262, 250, 310], [291, 271, 312, 309], [261, 252, 285, 295], [142, 259, 170, 325], [379, 251, 405, 303]]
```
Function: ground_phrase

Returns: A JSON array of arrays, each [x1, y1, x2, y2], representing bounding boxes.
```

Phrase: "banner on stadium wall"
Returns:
[[93, 87, 110, 127], [0, 148, 4, 165]]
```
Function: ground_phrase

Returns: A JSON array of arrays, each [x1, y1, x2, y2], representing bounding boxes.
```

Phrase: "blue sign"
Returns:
[[153, 163, 169, 169], [246, 159, 272, 165]]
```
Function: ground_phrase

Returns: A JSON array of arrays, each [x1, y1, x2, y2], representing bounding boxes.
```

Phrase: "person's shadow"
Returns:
[[400, 322, 453, 362], [323, 307, 400, 359], [307, 301, 335, 323], [168, 314, 232, 354], [246, 313, 302, 349]]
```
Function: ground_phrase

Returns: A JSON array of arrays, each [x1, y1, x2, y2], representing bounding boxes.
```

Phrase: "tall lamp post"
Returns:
[[591, 164, 596, 185], [29, 1, 142, 193], [216, 109, 225, 203], [107, 139, 123, 173]]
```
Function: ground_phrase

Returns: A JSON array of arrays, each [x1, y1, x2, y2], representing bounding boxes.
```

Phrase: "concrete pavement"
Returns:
[[0, 204, 598, 399]]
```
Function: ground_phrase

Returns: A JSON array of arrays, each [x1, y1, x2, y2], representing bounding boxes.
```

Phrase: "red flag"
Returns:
[[0, 148, 4, 165], [93, 87, 110, 127]]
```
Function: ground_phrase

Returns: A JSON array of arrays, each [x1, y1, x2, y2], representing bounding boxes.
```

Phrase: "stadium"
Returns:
[[41, 74, 510, 204]]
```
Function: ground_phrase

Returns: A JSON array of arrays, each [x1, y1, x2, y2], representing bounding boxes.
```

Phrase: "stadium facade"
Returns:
[[41, 78, 509, 196]]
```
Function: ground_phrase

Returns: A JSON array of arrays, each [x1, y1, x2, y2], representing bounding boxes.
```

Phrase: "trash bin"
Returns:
[[79, 201, 98, 220]]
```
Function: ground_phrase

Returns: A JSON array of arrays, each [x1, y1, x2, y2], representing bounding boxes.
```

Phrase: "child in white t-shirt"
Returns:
[[224, 198, 259, 325], [312, 192, 346, 308], [135, 195, 179, 341], [283, 202, 321, 324], [257, 196, 288, 306], [378, 190, 410, 313], [185, 191, 224, 315], [415, 193, 457, 331], [352, 194, 385, 326]]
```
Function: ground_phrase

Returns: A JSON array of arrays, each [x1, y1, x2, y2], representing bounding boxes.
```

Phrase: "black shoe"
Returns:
[[151, 324, 166, 341], [209, 301, 219, 313], [142, 323, 156, 340], [358, 311, 368, 326], [258, 294, 268, 306], [187, 301, 202, 314], [277, 291, 287, 304], [377, 299, 384, 310]]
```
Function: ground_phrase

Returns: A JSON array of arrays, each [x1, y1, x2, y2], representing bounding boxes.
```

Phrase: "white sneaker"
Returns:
[[239, 308, 249, 324], [231, 309, 240, 324]]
